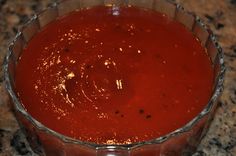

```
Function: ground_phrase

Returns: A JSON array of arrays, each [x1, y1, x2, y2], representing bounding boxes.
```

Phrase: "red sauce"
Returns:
[[15, 6, 214, 144]]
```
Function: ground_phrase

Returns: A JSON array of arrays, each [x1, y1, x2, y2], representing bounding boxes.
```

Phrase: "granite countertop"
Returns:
[[0, 0, 235, 155]]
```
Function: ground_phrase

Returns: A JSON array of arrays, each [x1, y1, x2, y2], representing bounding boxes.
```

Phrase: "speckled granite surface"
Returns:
[[0, 0, 235, 155]]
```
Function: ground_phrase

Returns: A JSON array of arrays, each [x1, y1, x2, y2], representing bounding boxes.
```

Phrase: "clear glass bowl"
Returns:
[[3, 0, 225, 156]]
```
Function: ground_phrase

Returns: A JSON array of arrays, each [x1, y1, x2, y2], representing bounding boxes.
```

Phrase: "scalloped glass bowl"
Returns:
[[4, 0, 225, 156]]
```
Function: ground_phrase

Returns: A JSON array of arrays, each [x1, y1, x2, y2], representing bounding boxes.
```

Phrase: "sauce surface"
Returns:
[[15, 6, 214, 144]]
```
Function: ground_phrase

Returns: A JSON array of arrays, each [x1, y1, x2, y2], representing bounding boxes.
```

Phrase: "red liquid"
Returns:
[[15, 6, 214, 144]]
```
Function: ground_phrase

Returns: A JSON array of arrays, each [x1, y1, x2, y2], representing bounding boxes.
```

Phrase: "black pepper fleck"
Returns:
[[121, 114, 124, 118], [146, 115, 152, 119], [63, 47, 70, 52], [115, 110, 120, 114], [139, 109, 144, 114]]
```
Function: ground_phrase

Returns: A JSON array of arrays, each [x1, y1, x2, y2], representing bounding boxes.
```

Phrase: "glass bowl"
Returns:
[[3, 0, 225, 156]]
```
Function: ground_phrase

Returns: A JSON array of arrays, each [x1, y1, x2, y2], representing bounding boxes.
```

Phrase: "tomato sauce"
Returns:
[[15, 6, 214, 144]]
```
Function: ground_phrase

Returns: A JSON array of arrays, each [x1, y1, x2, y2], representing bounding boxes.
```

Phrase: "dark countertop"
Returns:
[[0, 0, 236, 155]]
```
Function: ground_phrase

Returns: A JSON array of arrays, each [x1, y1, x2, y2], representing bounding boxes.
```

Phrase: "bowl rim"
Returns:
[[3, 0, 226, 151]]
